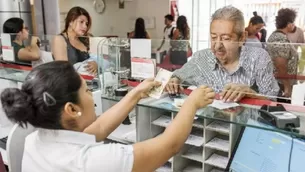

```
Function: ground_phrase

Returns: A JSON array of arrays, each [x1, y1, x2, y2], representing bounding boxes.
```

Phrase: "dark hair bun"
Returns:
[[1, 88, 33, 127], [253, 11, 258, 16]]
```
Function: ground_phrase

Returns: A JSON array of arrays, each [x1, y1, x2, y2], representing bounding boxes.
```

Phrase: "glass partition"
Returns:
[[0, 34, 304, 138]]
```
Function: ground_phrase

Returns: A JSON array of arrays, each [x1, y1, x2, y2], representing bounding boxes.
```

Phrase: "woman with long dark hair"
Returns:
[[52, 6, 97, 74], [128, 18, 150, 39], [170, 15, 190, 65]]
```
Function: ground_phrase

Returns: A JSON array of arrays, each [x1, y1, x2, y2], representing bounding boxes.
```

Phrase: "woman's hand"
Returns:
[[186, 86, 215, 109], [86, 61, 98, 75], [133, 78, 161, 98]]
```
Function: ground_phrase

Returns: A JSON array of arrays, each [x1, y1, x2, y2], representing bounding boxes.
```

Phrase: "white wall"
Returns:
[[59, 0, 169, 40]]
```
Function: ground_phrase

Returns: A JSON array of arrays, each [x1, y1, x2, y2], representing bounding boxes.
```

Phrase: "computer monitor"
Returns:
[[290, 138, 305, 172], [226, 119, 305, 172]]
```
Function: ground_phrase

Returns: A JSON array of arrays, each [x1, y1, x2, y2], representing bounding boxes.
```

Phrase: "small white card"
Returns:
[[130, 39, 151, 58], [131, 57, 156, 79], [209, 99, 239, 110], [149, 68, 173, 99], [291, 83, 305, 106], [1, 33, 14, 62]]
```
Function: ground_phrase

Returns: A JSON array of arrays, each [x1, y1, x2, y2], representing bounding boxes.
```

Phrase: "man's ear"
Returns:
[[64, 102, 81, 118], [239, 31, 247, 46]]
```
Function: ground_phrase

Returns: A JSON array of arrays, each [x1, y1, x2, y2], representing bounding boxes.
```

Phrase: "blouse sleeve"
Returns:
[[83, 143, 134, 172]]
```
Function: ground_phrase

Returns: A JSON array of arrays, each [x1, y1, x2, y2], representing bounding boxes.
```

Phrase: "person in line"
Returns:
[[52, 6, 97, 74], [128, 17, 150, 39], [166, 6, 279, 102], [1, 61, 215, 172], [245, 11, 265, 48], [3, 18, 40, 65], [267, 8, 298, 100], [157, 14, 175, 52], [170, 15, 191, 65]]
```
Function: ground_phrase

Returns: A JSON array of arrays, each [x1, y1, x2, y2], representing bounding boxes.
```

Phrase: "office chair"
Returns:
[[0, 152, 6, 172], [6, 124, 35, 172]]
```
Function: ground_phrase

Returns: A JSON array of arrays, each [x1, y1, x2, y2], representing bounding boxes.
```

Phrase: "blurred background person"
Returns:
[[170, 15, 191, 65], [128, 17, 150, 39], [3, 17, 40, 65], [267, 8, 298, 101], [245, 11, 265, 48], [157, 14, 175, 52]]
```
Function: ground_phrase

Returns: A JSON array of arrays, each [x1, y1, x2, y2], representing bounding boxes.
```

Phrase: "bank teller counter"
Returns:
[[99, 79, 305, 172]]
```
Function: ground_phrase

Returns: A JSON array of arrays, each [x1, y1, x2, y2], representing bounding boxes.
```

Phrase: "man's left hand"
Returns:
[[220, 84, 253, 102]]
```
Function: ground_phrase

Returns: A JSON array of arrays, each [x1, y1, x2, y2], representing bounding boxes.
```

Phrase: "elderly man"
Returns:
[[166, 6, 279, 102]]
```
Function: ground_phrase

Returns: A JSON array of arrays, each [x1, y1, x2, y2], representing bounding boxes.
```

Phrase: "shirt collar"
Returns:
[[37, 129, 96, 145], [207, 46, 250, 72]]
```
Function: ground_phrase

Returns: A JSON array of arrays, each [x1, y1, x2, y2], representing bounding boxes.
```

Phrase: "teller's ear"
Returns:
[[63, 102, 82, 118]]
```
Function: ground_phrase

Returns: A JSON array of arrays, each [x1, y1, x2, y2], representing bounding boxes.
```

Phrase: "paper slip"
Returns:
[[1, 33, 14, 62], [209, 99, 239, 110], [149, 69, 173, 99], [131, 57, 156, 79], [130, 39, 151, 58]]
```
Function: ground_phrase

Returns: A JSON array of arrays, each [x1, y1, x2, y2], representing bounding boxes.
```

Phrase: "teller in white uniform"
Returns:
[[0, 61, 215, 172]]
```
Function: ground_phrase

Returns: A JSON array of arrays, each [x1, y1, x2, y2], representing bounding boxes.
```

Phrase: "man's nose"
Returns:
[[214, 40, 224, 50]]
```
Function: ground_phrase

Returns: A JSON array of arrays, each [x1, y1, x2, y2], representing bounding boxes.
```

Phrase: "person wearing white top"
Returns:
[[0, 61, 215, 172], [157, 14, 175, 52]]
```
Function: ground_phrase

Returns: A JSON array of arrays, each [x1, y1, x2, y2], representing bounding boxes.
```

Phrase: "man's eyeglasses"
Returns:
[[23, 26, 29, 31]]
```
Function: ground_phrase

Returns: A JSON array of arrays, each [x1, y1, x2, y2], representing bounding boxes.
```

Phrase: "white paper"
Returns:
[[291, 83, 305, 106], [205, 153, 229, 169], [209, 99, 239, 110], [89, 37, 108, 56], [32, 50, 54, 68], [149, 68, 173, 99], [2, 48, 14, 61], [152, 115, 172, 127], [131, 59, 155, 79], [205, 137, 229, 152], [130, 39, 151, 58], [1, 33, 12, 46], [185, 134, 204, 147]]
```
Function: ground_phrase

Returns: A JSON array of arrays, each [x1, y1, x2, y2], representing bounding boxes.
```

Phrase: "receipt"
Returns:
[[209, 99, 239, 110]]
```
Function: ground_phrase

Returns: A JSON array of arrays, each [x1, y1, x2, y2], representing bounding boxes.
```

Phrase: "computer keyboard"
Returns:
[[0, 137, 7, 150]]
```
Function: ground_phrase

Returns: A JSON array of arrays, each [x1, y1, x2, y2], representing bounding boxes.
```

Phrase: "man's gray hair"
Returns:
[[211, 6, 245, 37]]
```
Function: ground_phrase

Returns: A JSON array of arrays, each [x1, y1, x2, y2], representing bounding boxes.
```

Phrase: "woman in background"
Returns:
[[170, 15, 191, 65], [3, 18, 40, 65], [128, 17, 150, 39], [1, 61, 215, 172], [52, 6, 97, 74], [245, 12, 265, 48]]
